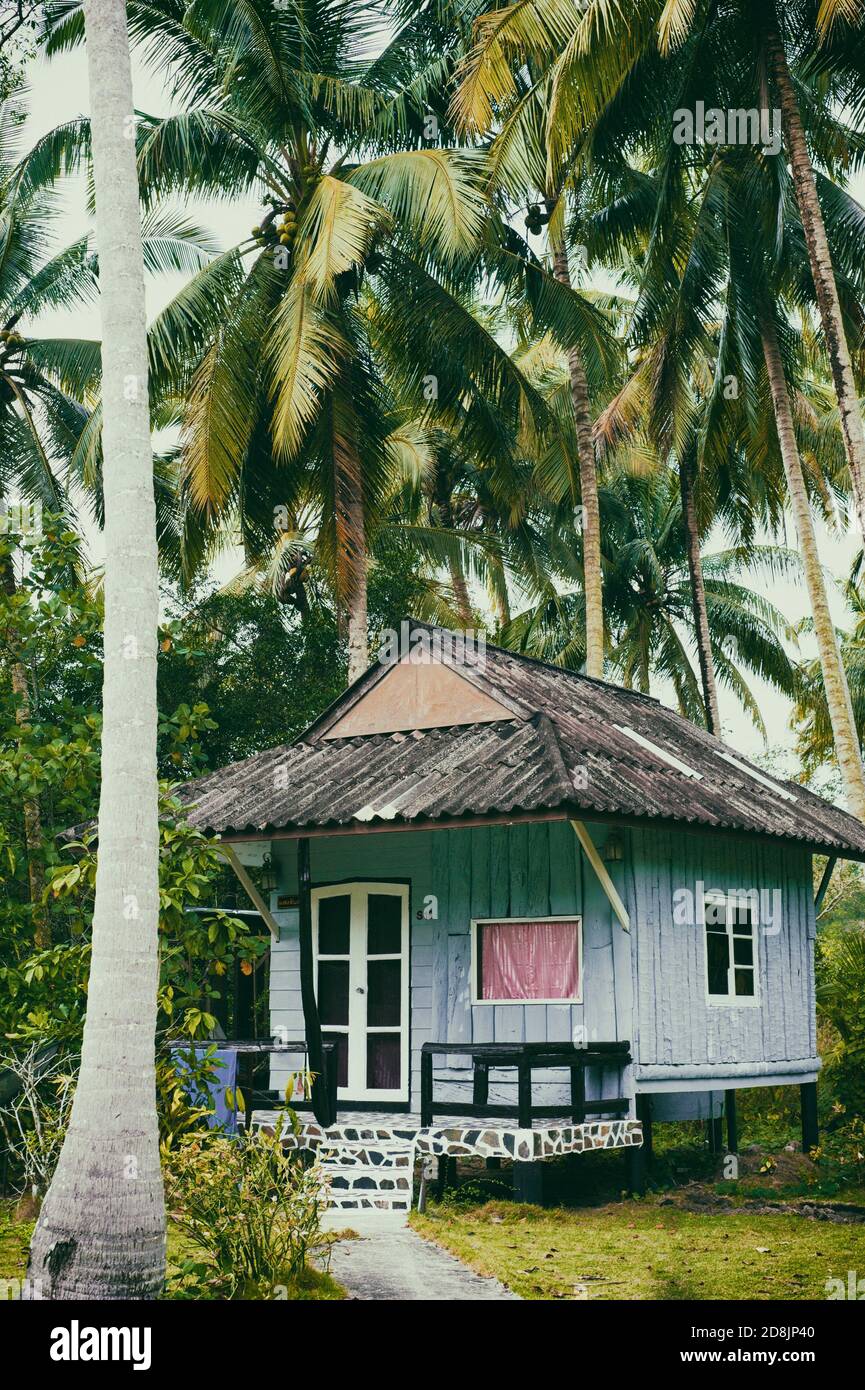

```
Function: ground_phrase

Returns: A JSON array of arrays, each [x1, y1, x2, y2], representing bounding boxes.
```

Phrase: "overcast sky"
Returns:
[[19, 42, 864, 779]]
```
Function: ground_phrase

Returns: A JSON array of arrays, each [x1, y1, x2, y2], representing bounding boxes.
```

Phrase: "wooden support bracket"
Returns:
[[217, 843, 280, 942], [570, 820, 630, 932], [814, 855, 838, 914]]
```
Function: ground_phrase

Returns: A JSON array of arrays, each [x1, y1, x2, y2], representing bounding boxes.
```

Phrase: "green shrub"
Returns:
[[810, 1112, 865, 1193], [156, 1045, 221, 1148], [162, 1127, 327, 1299], [817, 926, 865, 1117]]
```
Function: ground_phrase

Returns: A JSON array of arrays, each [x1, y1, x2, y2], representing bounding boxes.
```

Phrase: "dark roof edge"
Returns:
[[208, 801, 865, 863]]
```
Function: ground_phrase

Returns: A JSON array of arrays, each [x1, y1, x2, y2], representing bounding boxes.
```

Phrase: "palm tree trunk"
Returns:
[[1, 551, 50, 948], [491, 576, 511, 630], [434, 470, 472, 625], [765, 21, 865, 543], [761, 306, 865, 820], [28, 0, 165, 1298], [678, 449, 722, 737], [346, 548, 368, 683], [332, 407, 368, 683], [639, 641, 650, 695], [448, 558, 472, 627], [550, 243, 604, 679]]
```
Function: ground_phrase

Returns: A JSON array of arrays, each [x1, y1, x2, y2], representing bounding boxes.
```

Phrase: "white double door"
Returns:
[[312, 881, 409, 1103]]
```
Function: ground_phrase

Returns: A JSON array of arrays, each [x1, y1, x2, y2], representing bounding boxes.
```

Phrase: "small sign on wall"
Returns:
[[232, 840, 273, 868], [277, 894, 299, 909]]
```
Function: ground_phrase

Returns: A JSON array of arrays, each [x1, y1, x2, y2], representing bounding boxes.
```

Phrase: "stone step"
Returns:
[[317, 1141, 416, 1213], [319, 1145, 413, 1169], [325, 1193, 413, 1213]]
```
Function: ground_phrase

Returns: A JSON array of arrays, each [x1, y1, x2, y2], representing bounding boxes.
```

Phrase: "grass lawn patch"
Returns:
[[0, 1202, 32, 1291], [411, 1198, 865, 1300]]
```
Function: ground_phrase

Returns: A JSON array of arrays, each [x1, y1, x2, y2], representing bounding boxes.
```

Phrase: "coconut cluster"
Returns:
[[278, 552, 312, 607], [251, 202, 298, 252], [251, 165, 320, 255], [524, 204, 549, 236]]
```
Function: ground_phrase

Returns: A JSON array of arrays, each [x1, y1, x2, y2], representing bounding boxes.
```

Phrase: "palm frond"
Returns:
[[348, 149, 487, 261], [300, 174, 390, 299], [267, 277, 348, 463], [657, 0, 697, 55]]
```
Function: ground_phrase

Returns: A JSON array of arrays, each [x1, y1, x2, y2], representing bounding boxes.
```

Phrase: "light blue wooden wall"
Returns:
[[266, 821, 629, 1107], [264, 821, 816, 1109], [626, 826, 816, 1076], [429, 820, 630, 1107]]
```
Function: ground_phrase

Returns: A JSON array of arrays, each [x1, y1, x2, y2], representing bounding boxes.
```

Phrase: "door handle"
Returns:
[[356, 987, 365, 994]]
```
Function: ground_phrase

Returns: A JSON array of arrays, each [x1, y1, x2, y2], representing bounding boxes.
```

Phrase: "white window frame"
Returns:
[[703, 891, 760, 1008], [470, 915, 583, 1006], [312, 881, 410, 1102]]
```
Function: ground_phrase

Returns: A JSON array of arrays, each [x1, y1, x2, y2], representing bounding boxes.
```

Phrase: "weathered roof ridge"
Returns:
[[405, 616, 662, 706], [298, 615, 660, 745]]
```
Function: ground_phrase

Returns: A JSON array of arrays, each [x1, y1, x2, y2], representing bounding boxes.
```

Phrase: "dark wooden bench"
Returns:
[[420, 1040, 632, 1129]]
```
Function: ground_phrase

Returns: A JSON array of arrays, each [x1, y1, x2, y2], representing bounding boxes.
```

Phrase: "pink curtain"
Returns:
[[480, 920, 579, 1000]]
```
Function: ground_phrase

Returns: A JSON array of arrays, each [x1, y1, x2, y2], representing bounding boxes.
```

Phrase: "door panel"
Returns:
[[367, 1033, 401, 1090], [317, 960, 349, 1025], [367, 893, 402, 953], [318, 894, 351, 954], [367, 959, 402, 1026], [312, 883, 409, 1102]]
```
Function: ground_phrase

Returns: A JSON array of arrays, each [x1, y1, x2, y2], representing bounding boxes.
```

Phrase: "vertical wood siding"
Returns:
[[265, 821, 816, 1107], [628, 827, 816, 1070]]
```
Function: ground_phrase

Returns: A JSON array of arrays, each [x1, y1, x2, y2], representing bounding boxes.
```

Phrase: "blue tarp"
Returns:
[[175, 1046, 239, 1134]]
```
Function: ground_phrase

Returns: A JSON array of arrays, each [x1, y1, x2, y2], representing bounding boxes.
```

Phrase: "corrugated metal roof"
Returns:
[[181, 715, 572, 834], [181, 620, 865, 859]]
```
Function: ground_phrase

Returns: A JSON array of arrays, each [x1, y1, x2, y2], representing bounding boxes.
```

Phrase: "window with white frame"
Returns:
[[471, 916, 582, 1004], [704, 892, 758, 1005]]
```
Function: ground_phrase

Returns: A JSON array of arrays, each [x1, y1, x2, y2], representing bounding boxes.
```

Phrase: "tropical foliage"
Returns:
[[163, 1124, 328, 1299], [3, 0, 865, 1300]]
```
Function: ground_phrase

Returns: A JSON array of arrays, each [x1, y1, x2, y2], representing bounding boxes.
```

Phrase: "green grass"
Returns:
[[0, 1203, 32, 1291], [0, 1202, 345, 1300], [411, 1198, 865, 1300], [277, 1264, 345, 1300]]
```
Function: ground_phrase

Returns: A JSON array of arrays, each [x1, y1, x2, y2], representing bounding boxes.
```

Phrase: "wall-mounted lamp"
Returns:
[[259, 857, 278, 894], [603, 832, 624, 863]]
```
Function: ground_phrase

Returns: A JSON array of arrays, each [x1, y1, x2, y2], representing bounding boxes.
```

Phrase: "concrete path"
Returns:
[[321, 1215, 520, 1301]]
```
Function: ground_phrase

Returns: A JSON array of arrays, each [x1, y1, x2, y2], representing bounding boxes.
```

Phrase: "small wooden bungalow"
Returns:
[[183, 619, 865, 1212]]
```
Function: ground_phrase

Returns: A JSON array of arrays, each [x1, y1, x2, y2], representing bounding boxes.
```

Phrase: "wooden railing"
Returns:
[[420, 1040, 632, 1129], [169, 1038, 339, 1126]]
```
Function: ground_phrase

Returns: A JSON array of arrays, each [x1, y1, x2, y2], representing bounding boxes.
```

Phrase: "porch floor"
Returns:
[[250, 1108, 643, 1161]]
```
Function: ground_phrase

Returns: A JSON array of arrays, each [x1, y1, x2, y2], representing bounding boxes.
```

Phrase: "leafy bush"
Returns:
[[1, 1043, 228, 1198], [817, 925, 865, 1117], [42, 787, 266, 1044], [809, 1112, 865, 1194], [0, 525, 267, 1045], [155, 1045, 224, 1149], [162, 1126, 328, 1299], [733, 1085, 800, 1149]]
